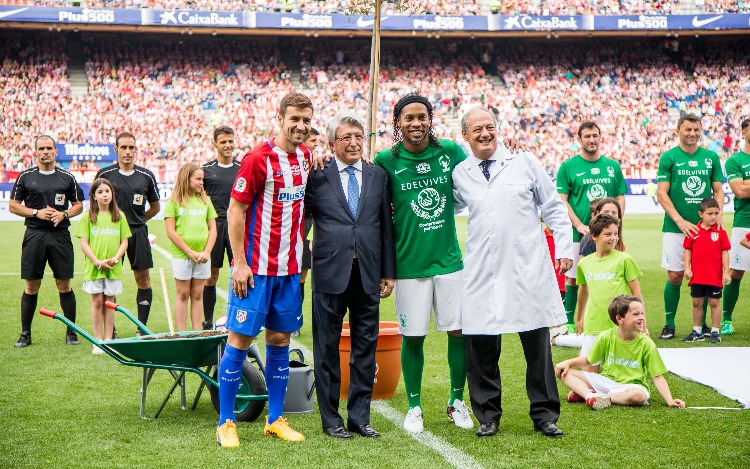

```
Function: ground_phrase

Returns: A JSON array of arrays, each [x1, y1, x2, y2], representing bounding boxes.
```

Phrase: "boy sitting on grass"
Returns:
[[555, 295, 686, 410]]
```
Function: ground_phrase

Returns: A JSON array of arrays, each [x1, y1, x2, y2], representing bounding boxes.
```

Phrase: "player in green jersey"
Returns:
[[721, 118, 750, 335], [556, 122, 627, 333], [656, 114, 724, 340], [373, 93, 520, 433]]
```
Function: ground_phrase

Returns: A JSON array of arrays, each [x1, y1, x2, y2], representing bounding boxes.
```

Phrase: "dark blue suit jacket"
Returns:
[[305, 160, 396, 295]]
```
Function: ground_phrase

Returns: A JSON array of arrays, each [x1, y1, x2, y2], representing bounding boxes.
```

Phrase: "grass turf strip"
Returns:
[[1, 215, 749, 468]]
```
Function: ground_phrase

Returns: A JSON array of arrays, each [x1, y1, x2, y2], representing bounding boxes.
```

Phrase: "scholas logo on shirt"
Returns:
[[277, 185, 305, 202], [90, 226, 120, 236]]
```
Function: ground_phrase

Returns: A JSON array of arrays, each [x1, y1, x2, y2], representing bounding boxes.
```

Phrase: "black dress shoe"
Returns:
[[66, 329, 80, 346], [476, 421, 498, 437], [534, 421, 563, 438], [323, 426, 352, 439], [347, 423, 380, 438]]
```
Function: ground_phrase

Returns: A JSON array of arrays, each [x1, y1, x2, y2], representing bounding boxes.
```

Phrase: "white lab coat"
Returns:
[[453, 146, 573, 335]]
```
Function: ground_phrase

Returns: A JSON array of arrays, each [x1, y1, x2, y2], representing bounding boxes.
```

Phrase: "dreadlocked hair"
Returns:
[[390, 92, 442, 159]]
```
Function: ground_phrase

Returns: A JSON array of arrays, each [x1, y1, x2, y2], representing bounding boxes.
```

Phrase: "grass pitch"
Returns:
[[1, 215, 748, 468]]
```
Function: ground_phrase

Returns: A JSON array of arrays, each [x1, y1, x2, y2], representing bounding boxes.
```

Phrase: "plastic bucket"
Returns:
[[339, 321, 402, 400], [283, 349, 315, 414]]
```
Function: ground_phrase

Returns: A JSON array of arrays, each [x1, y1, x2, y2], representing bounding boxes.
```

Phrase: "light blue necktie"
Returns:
[[479, 160, 494, 181], [345, 166, 359, 219]]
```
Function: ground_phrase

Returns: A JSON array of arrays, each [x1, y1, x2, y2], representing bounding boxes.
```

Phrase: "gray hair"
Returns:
[[326, 111, 365, 142], [460, 106, 497, 132]]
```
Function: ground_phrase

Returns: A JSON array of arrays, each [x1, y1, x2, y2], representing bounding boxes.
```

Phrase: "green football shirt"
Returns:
[[374, 139, 466, 278], [587, 327, 668, 393], [576, 249, 643, 335], [656, 146, 723, 233], [164, 196, 218, 259], [556, 155, 627, 242], [75, 211, 132, 281], [725, 151, 750, 228]]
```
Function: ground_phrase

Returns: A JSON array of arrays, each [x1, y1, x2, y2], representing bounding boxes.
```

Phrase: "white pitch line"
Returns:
[[152, 242, 481, 468]]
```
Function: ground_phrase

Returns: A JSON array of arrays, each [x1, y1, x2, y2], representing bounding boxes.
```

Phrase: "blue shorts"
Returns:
[[225, 273, 302, 337]]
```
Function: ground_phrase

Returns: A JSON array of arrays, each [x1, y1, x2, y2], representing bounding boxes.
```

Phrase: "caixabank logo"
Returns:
[[158, 10, 240, 26]]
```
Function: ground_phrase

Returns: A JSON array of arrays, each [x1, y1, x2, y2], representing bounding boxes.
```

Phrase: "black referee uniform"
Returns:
[[12, 167, 84, 345], [201, 159, 239, 327], [96, 164, 160, 325]]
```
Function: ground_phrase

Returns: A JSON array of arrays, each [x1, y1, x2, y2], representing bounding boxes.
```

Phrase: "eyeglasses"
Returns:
[[335, 134, 365, 143]]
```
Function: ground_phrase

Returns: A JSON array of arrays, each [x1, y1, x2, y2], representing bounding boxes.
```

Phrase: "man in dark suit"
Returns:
[[305, 111, 396, 439]]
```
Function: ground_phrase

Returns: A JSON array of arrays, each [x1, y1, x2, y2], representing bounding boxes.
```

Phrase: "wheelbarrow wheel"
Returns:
[[209, 359, 266, 422]]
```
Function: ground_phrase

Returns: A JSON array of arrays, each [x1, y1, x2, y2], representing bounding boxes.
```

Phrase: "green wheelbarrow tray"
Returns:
[[39, 303, 268, 422], [104, 332, 226, 368]]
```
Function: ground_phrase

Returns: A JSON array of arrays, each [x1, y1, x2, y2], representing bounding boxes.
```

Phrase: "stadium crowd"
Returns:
[[4, 0, 750, 15], [2, 34, 749, 184]]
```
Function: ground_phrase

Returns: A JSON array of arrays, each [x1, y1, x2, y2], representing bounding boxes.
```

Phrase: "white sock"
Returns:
[[712, 327, 719, 333], [693, 326, 702, 334]]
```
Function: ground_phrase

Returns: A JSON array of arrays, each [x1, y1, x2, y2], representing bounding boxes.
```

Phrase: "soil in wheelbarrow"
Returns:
[[140, 331, 226, 340]]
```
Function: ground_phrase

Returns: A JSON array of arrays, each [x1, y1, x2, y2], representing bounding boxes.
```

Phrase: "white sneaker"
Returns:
[[403, 406, 424, 433], [92, 345, 105, 355], [549, 325, 569, 341], [447, 399, 474, 429]]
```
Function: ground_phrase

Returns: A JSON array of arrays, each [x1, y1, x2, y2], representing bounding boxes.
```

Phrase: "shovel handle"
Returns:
[[39, 308, 57, 318], [104, 301, 119, 310]]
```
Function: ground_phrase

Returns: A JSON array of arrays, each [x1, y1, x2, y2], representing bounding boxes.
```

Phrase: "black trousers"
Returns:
[[312, 259, 380, 428], [466, 327, 560, 426]]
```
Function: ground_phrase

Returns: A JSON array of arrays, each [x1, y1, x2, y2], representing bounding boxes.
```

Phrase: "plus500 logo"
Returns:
[[277, 186, 305, 202]]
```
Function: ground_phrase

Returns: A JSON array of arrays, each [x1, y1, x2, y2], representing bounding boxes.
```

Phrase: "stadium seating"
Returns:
[[2, 34, 749, 183]]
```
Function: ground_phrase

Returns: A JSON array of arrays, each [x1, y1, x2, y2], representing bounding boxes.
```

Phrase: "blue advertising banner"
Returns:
[[55, 143, 117, 162], [0, 5, 141, 24], [488, 14, 591, 31], [141, 9, 252, 28], [253, 12, 489, 31], [594, 14, 750, 30]]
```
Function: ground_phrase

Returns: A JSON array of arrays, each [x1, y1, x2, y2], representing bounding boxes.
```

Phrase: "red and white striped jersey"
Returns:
[[231, 140, 311, 276]]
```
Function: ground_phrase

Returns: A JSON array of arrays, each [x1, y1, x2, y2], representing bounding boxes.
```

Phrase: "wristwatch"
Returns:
[[31, 209, 38, 218], [63, 211, 69, 219]]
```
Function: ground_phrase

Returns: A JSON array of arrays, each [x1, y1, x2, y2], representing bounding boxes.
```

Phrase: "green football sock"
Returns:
[[401, 336, 425, 409], [564, 285, 578, 325], [701, 298, 708, 328], [664, 280, 681, 328], [722, 277, 741, 321], [447, 334, 467, 406]]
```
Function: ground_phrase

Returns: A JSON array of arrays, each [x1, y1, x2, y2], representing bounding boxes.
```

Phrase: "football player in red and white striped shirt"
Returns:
[[216, 93, 313, 447]]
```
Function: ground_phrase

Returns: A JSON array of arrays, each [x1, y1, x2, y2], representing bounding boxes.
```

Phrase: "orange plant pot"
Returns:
[[339, 321, 402, 400]]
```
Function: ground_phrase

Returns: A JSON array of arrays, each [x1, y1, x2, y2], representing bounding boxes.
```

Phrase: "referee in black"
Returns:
[[9, 135, 84, 348], [201, 126, 239, 329], [96, 132, 160, 334]]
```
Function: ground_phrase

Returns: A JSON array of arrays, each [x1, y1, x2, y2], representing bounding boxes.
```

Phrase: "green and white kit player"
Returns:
[[721, 118, 750, 335], [556, 122, 627, 333], [374, 93, 472, 433], [656, 114, 724, 340]]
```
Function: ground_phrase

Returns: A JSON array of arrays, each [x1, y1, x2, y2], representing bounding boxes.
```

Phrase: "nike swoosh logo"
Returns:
[[394, 168, 407, 174], [676, 163, 685, 166], [409, 393, 418, 397], [296, 315, 302, 320], [713, 292, 721, 295], [576, 172, 586, 177], [742, 164, 750, 168], [357, 16, 389, 28], [278, 367, 290, 371], [226, 370, 239, 374], [692, 15, 723, 27], [0, 7, 29, 19]]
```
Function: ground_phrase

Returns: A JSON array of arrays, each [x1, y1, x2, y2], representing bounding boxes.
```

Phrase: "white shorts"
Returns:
[[582, 371, 650, 403], [661, 232, 686, 271], [82, 279, 122, 296], [394, 270, 462, 336], [729, 228, 750, 271], [172, 258, 211, 281], [565, 242, 581, 279], [579, 334, 599, 362]]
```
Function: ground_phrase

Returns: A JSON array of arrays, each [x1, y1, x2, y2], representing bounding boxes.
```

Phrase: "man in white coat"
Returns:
[[453, 107, 573, 438]]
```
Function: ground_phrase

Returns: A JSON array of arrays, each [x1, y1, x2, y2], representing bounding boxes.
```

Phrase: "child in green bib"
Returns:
[[76, 179, 131, 354], [165, 163, 217, 331]]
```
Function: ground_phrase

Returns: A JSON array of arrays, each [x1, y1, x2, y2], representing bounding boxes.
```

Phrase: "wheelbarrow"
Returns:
[[39, 301, 268, 422]]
